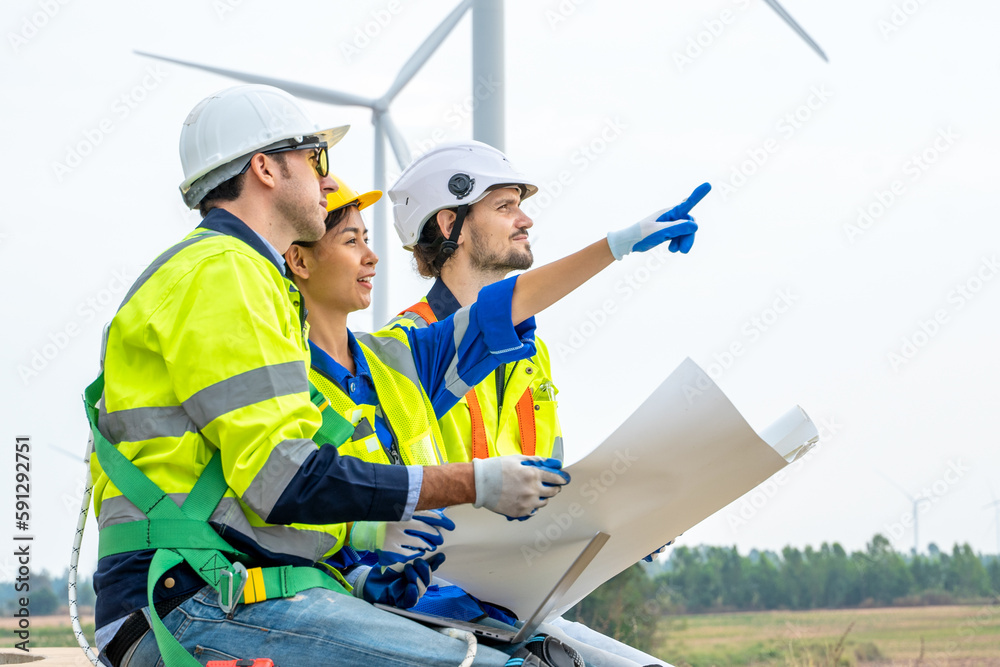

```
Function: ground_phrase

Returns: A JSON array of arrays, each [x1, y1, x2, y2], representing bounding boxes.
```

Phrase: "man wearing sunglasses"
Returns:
[[87, 84, 575, 666]]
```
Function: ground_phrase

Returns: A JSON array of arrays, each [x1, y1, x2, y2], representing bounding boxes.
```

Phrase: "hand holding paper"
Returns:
[[473, 456, 570, 520]]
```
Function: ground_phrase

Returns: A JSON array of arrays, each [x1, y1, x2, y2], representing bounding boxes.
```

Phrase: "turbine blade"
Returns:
[[134, 51, 377, 108], [762, 0, 829, 62], [381, 0, 473, 104], [381, 112, 412, 170]]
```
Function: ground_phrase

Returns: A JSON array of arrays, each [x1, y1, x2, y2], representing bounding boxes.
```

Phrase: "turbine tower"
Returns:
[[880, 472, 927, 556], [983, 485, 1000, 555]]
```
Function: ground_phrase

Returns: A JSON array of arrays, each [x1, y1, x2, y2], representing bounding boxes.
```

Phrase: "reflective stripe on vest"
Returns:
[[308, 331, 446, 467], [399, 301, 535, 459]]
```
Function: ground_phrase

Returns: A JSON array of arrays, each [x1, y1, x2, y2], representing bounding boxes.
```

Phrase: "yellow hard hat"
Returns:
[[327, 174, 382, 212]]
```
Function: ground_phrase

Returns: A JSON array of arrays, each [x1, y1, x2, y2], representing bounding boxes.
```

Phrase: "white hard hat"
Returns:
[[388, 140, 538, 250], [178, 84, 349, 208]]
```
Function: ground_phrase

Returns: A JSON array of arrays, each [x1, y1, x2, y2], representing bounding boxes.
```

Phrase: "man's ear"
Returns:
[[247, 153, 279, 189], [435, 209, 456, 239], [284, 244, 310, 280]]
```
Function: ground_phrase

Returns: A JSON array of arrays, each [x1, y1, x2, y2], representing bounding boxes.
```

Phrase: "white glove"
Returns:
[[473, 455, 570, 520], [606, 183, 711, 260]]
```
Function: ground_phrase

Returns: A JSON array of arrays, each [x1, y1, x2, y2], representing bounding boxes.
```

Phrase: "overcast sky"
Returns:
[[2, 0, 998, 580]]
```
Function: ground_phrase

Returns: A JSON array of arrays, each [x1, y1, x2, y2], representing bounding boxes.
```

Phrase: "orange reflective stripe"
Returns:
[[402, 301, 437, 325], [514, 388, 536, 457], [465, 389, 490, 459]]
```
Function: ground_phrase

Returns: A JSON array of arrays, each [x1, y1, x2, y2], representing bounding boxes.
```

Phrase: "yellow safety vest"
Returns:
[[94, 229, 346, 565], [392, 300, 562, 463], [308, 328, 447, 467]]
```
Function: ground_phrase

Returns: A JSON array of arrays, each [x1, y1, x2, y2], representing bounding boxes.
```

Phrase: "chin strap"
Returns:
[[439, 204, 469, 258]]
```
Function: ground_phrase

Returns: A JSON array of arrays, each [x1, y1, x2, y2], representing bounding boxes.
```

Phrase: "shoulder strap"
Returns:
[[309, 381, 356, 446], [400, 300, 437, 325]]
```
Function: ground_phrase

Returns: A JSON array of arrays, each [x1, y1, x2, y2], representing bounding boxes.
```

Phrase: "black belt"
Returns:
[[104, 590, 198, 667]]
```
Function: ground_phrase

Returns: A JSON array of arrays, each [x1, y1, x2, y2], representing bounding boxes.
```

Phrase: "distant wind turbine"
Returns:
[[983, 485, 1000, 555], [879, 471, 928, 556]]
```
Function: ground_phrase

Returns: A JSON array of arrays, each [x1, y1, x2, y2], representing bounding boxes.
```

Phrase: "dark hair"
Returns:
[[413, 211, 452, 278], [198, 173, 245, 218], [198, 152, 290, 218]]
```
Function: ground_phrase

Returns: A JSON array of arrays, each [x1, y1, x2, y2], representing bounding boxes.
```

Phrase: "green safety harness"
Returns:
[[83, 232, 362, 667]]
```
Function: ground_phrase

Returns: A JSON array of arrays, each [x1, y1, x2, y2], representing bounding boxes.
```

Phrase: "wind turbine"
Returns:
[[138, 0, 499, 327], [137, 0, 825, 325], [983, 485, 1000, 555], [879, 471, 928, 556]]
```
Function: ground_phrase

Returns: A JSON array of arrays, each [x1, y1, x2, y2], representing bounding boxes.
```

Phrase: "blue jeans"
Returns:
[[122, 586, 518, 666]]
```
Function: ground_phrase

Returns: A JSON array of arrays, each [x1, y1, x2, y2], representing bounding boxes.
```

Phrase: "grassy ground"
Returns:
[[656, 605, 1000, 666], [1, 613, 95, 650], [10, 607, 1000, 665]]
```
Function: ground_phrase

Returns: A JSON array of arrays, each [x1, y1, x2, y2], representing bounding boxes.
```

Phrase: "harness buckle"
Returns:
[[218, 562, 248, 616]]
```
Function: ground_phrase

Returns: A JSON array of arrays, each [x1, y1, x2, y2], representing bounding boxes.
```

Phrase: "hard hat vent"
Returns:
[[448, 173, 475, 200]]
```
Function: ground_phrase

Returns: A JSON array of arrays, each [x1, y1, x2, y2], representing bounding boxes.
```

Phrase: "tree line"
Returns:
[[4, 535, 997, 651], [565, 534, 1000, 652]]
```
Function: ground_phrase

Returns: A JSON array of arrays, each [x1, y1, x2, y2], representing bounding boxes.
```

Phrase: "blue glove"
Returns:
[[643, 538, 677, 563], [473, 455, 571, 521], [607, 183, 711, 260], [351, 509, 456, 568], [521, 457, 571, 487], [507, 458, 571, 522], [354, 553, 445, 609]]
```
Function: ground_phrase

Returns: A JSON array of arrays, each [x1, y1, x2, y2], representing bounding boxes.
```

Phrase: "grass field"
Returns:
[[655, 605, 1000, 666], [8, 606, 999, 665]]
